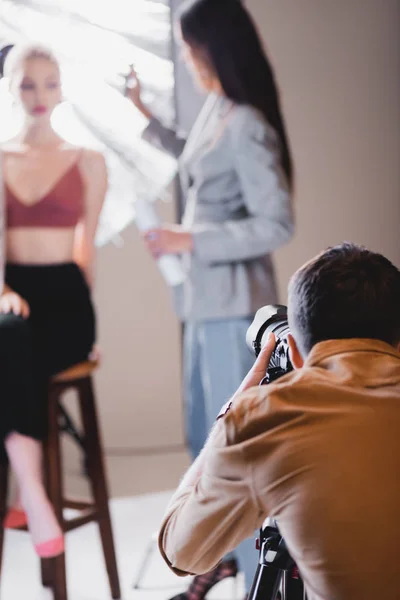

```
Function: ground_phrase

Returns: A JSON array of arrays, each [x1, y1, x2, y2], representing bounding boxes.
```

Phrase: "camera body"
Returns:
[[246, 304, 293, 384]]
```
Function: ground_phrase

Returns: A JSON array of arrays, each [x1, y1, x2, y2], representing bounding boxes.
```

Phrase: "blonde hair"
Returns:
[[4, 43, 60, 80]]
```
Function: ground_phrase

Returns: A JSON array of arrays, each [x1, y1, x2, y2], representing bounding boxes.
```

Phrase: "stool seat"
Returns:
[[52, 360, 99, 383]]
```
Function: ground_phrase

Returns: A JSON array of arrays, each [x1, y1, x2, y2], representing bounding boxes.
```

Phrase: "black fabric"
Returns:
[[0, 262, 95, 457]]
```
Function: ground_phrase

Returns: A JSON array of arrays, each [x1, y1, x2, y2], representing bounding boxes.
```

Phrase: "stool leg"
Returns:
[[0, 463, 9, 578], [41, 449, 53, 589], [45, 387, 68, 600], [79, 377, 121, 599], [41, 559, 53, 588]]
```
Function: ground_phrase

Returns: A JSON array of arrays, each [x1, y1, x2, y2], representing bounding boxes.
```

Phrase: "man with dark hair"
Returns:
[[158, 243, 400, 600], [288, 242, 400, 355]]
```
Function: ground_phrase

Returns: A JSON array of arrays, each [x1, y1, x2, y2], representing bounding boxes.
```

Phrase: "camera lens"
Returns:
[[246, 305, 289, 357], [246, 304, 293, 384]]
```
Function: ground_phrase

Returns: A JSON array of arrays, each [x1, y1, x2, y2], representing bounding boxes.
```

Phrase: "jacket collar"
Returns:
[[305, 338, 400, 368]]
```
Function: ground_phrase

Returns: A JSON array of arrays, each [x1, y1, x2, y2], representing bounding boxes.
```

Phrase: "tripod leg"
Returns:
[[248, 564, 283, 600], [132, 534, 157, 589], [282, 570, 305, 600]]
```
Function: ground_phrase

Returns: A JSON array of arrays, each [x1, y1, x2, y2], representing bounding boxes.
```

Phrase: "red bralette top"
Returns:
[[5, 161, 84, 228]]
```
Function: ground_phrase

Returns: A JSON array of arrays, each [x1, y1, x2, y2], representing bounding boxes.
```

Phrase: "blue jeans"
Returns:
[[184, 318, 258, 593]]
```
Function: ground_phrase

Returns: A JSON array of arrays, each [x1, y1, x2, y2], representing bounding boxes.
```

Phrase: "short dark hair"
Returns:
[[178, 0, 293, 189], [288, 243, 400, 355]]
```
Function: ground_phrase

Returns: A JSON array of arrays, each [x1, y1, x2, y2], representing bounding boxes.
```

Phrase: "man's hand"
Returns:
[[168, 334, 277, 544], [233, 333, 276, 398], [178, 333, 277, 491], [216, 333, 277, 420]]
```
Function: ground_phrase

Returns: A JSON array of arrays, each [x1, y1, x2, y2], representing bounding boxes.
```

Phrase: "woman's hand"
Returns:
[[0, 291, 30, 318], [143, 225, 193, 258], [125, 66, 153, 120], [89, 345, 102, 364], [124, 66, 142, 107]]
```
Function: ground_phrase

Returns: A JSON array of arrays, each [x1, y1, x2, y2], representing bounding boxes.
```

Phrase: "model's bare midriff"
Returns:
[[6, 229, 76, 264]]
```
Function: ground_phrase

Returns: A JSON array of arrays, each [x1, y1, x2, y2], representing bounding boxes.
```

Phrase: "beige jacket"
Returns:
[[159, 339, 400, 600]]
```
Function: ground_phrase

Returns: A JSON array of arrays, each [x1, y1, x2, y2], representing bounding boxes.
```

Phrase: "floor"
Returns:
[[62, 442, 192, 500], [1, 453, 245, 600]]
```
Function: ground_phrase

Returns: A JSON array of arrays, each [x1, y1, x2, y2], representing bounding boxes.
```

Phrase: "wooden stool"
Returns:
[[0, 360, 121, 600]]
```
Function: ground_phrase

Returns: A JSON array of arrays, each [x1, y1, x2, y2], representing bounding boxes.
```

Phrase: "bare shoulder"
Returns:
[[75, 148, 107, 208], [77, 149, 107, 199], [78, 147, 107, 177]]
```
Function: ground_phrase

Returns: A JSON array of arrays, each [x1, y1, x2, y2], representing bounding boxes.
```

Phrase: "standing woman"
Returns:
[[0, 44, 106, 557], [127, 0, 294, 596]]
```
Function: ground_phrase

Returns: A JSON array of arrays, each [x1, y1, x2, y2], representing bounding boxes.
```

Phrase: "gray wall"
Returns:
[[247, 0, 400, 301]]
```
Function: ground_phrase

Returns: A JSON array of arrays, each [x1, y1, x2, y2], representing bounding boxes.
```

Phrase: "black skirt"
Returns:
[[0, 262, 95, 454]]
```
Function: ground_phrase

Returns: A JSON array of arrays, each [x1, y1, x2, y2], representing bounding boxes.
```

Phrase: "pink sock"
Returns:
[[35, 536, 64, 558], [4, 507, 27, 529]]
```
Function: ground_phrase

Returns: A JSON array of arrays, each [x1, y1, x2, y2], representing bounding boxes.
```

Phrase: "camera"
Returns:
[[246, 304, 293, 384]]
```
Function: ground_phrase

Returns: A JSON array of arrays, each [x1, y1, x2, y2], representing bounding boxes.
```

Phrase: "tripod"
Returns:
[[248, 519, 307, 600]]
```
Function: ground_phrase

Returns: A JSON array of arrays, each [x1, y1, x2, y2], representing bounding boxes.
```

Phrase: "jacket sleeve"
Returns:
[[191, 107, 294, 265], [142, 117, 187, 159], [158, 416, 264, 576]]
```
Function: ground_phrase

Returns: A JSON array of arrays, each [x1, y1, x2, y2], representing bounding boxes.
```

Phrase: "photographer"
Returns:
[[158, 242, 400, 600]]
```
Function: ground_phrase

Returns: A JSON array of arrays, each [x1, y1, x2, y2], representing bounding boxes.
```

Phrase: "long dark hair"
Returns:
[[179, 0, 293, 189]]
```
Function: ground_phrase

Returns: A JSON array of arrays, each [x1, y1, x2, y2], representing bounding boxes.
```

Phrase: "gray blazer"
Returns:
[[143, 93, 294, 322]]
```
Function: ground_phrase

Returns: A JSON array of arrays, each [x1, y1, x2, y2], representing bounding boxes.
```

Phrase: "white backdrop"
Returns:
[[0, 0, 177, 246]]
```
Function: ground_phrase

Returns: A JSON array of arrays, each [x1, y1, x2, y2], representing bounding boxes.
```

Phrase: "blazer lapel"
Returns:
[[180, 93, 220, 170]]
